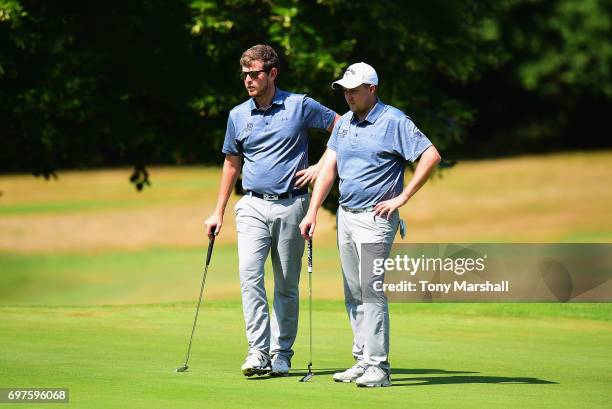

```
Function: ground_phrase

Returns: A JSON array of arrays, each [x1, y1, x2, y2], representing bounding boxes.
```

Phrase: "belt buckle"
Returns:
[[263, 193, 279, 201]]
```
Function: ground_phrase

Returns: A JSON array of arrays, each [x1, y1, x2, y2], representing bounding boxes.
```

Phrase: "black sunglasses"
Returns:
[[240, 68, 270, 80]]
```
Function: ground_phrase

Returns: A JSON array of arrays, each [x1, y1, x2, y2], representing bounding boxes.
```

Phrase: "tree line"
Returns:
[[1, 0, 610, 190]]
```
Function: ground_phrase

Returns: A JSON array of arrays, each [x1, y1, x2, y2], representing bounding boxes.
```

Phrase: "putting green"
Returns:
[[1, 301, 610, 408]]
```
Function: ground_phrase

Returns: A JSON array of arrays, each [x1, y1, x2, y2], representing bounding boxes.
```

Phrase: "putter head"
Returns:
[[175, 365, 189, 373], [299, 372, 314, 382], [299, 363, 314, 382]]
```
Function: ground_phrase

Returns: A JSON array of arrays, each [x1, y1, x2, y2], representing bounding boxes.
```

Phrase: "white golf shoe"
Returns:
[[241, 353, 271, 377], [355, 365, 392, 387], [332, 362, 367, 383], [270, 355, 290, 377]]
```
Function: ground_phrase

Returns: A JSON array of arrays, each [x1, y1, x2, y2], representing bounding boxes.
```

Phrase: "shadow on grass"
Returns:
[[246, 368, 557, 386], [247, 368, 480, 380], [392, 375, 557, 387]]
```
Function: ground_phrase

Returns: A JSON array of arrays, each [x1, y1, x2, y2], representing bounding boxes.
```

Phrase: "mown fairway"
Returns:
[[1, 151, 612, 408], [1, 302, 611, 409]]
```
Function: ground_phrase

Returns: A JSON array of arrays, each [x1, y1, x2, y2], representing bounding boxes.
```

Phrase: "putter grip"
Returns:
[[307, 239, 312, 273], [206, 235, 216, 266]]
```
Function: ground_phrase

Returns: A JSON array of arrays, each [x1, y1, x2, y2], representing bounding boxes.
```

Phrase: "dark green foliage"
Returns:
[[1, 0, 610, 198]]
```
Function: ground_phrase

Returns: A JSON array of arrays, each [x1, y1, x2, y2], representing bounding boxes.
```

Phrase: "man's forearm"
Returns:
[[214, 155, 241, 215], [308, 154, 337, 214], [314, 148, 329, 169], [399, 146, 441, 202]]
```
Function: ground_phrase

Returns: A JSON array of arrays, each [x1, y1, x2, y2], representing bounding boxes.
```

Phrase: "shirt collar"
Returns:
[[249, 87, 286, 111], [351, 99, 385, 124]]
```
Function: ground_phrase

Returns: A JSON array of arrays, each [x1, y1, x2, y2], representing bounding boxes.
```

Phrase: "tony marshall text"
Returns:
[[374, 280, 510, 293]]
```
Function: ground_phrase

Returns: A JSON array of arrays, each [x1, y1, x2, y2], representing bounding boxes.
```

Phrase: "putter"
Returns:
[[299, 239, 314, 382], [175, 233, 216, 373]]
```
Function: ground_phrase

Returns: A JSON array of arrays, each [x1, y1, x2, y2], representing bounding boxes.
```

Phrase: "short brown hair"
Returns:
[[240, 44, 280, 72]]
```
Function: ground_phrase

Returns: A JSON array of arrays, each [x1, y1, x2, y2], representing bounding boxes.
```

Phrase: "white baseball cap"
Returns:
[[332, 62, 378, 89]]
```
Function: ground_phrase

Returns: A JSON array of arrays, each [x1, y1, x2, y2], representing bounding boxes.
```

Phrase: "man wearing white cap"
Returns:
[[299, 62, 441, 387]]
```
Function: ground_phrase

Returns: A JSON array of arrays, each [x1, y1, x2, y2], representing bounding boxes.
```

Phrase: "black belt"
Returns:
[[247, 188, 308, 201]]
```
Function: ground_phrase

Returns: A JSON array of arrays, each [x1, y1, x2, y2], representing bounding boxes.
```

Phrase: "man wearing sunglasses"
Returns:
[[300, 62, 441, 387], [205, 44, 339, 377]]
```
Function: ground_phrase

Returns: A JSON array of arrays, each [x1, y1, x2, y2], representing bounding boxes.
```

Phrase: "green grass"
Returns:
[[0, 246, 242, 305], [1, 154, 612, 408], [1, 301, 611, 409], [0, 200, 147, 216], [0, 245, 345, 305]]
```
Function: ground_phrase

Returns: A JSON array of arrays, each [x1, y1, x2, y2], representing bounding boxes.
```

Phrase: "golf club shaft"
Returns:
[[181, 235, 215, 367], [307, 239, 313, 368]]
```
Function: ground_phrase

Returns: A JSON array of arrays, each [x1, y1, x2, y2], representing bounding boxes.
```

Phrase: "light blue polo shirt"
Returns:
[[327, 100, 432, 208], [223, 88, 336, 194]]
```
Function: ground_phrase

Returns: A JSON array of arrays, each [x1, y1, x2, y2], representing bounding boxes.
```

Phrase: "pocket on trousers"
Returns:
[[373, 211, 398, 233], [234, 195, 245, 216], [373, 215, 392, 231], [299, 196, 310, 214]]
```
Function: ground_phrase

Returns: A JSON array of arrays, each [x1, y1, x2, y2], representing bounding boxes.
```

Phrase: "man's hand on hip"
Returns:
[[373, 195, 407, 220]]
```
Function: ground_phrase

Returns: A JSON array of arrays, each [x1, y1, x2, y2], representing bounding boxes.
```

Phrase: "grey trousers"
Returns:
[[337, 206, 399, 371], [235, 194, 309, 361]]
